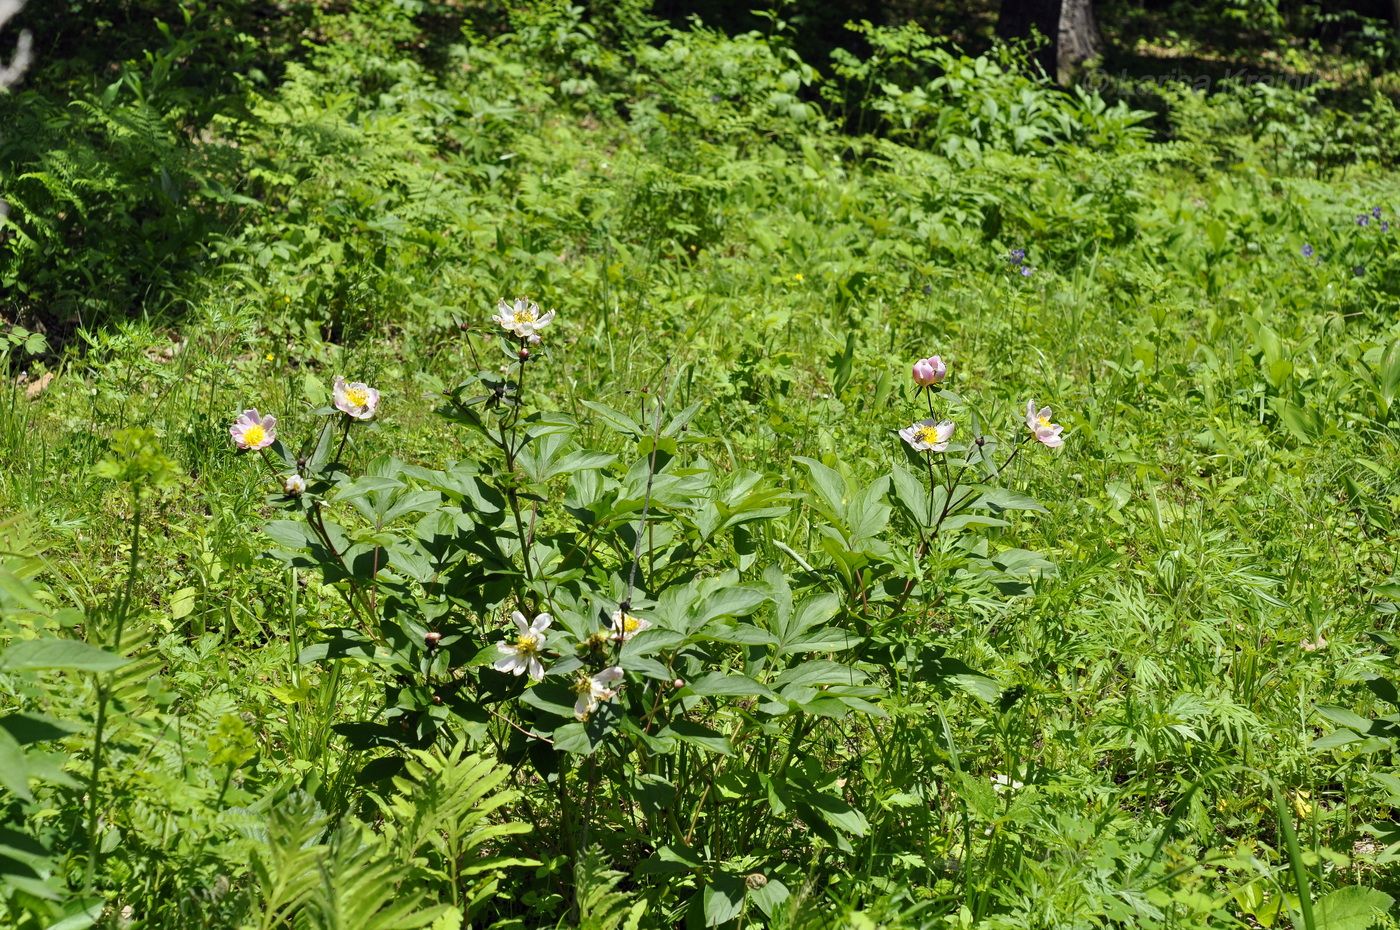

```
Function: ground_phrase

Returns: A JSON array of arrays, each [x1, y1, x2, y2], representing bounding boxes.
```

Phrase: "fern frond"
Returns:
[[371, 740, 535, 918], [572, 845, 645, 930]]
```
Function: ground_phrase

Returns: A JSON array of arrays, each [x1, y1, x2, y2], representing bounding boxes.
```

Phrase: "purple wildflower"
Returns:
[[1009, 248, 1026, 264], [1358, 214, 1371, 227], [1373, 206, 1383, 219], [1020, 265, 1033, 277], [1354, 265, 1366, 277], [1301, 243, 1314, 258], [1383, 222, 1391, 234]]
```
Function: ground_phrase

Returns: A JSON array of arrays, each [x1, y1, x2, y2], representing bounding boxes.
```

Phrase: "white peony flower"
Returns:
[[898, 418, 955, 453], [493, 298, 556, 339], [573, 666, 624, 720], [610, 609, 651, 643], [493, 610, 552, 681]]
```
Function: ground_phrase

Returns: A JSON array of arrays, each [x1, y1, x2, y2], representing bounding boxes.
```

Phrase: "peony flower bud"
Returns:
[[284, 474, 306, 495], [912, 356, 947, 387]]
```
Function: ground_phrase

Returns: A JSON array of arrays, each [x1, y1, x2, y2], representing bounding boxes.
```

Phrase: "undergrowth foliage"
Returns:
[[4, 1, 1400, 929]]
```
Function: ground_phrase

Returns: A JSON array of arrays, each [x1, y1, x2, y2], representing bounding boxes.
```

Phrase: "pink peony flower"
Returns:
[[230, 409, 276, 451], [1025, 400, 1064, 449], [333, 376, 380, 420], [912, 356, 947, 387]]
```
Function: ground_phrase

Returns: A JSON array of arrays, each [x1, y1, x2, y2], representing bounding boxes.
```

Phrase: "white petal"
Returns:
[[511, 610, 529, 633], [532, 613, 553, 633], [527, 657, 545, 681]]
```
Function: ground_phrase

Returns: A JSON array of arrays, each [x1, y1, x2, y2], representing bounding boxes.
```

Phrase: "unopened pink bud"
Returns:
[[912, 356, 947, 387]]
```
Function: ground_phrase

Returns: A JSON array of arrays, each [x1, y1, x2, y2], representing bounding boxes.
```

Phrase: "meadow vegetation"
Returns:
[[3, 1, 1400, 928]]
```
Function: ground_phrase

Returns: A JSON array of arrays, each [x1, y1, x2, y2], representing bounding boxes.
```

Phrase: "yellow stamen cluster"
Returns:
[[914, 426, 942, 445], [1037, 415, 1052, 428], [243, 425, 266, 447], [345, 386, 369, 407], [513, 308, 537, 323], [619, 614, 642, 633], [513, 632, 541, 655]]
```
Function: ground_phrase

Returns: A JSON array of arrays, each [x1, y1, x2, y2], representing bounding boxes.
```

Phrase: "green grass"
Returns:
[[4, 2, 1400, 928]]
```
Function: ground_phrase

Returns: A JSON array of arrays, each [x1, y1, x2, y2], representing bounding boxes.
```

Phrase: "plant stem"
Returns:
[[85, 489, 143, 886], [332, 415, 352, 465]]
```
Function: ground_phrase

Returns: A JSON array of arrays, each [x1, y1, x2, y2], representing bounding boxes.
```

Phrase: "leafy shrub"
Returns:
[[826, 22, 1151, 158], [251, 308, 1066, 923]]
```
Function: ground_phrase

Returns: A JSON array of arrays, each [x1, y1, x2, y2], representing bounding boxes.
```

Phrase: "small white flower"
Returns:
[[333, 376, 380, 420], [573, 666, 624, 720], [610, 609, 651, 643], [493, 610, 552, 681], [493, 298, 556, 339], [1025, 400, 1064, 449], [898, 418, 955, 452], [284, 474, 306, 495]]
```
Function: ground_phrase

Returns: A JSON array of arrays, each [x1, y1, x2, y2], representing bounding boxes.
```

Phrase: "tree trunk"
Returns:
[[1057, 0, 1101, 80], [997, 0, 1102, 84]]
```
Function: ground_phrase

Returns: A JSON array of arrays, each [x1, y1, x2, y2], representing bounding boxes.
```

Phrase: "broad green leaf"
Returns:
[[795, 456, 848, 520], [582, 400, 642, 437], [0, 731, 31, 800], [0, 712, 78, 746], [663, 719, 732, 755], [1316, 705, 1373, 733], [687, 672, 772, 699], [700, 874, 746, 927], [748, 876, 790, 918], [0, 639, 130, 673], [972, 487, 1046, 513], [1314, 886, 1393, 930]]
